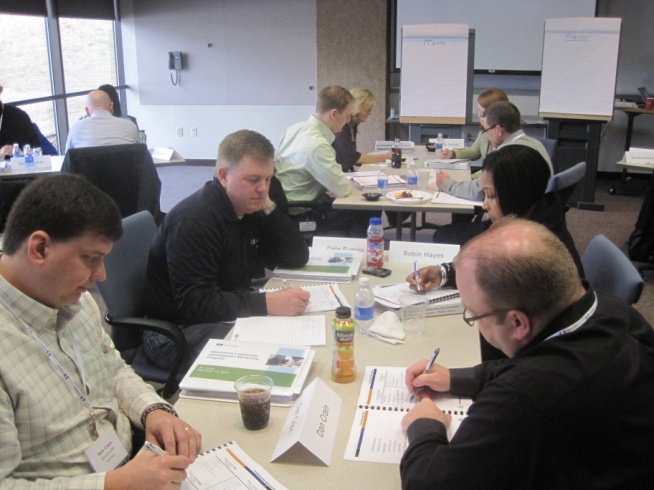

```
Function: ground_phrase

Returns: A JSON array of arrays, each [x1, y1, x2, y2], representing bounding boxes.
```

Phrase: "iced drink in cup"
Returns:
[[234, 375, 273, 430]]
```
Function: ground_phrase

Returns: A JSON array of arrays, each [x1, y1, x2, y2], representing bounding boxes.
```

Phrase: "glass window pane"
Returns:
[[20, 101, 59, 153], [66, 94, 88, 131], [0, 14, 51, 102], [60, 18, 116, 93]]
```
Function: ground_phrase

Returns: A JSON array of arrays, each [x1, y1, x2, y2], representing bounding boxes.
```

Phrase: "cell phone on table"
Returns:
[[362, 266, 392, 278]]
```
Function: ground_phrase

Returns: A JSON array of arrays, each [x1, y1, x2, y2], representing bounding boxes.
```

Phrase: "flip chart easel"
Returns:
[[400, 24, 472, 124], [539, 17, 622, 121]]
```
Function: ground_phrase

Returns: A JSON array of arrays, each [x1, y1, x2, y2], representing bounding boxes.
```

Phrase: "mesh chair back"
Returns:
[[581, 234, 644, 305]]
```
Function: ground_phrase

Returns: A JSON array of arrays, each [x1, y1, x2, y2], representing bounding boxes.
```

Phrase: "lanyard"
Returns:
[[544, 292, 598, 342], [0, 297, 99, 439]]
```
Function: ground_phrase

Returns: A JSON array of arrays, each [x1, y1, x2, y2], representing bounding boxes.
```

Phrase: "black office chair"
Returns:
[[97, 211, 189, 398], [581, 234, 644, 305], [546, 161, 586, 210], [62, 144, 164, 224]]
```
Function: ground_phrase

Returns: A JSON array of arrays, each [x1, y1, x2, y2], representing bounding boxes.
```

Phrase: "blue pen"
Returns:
[[413, 260, 422, 292], [410, 347, 440, 402]]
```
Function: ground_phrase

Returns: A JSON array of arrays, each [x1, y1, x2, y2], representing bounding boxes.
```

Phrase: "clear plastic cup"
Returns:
[[399, 295, 429, 335], [234, 375, 273, 430]]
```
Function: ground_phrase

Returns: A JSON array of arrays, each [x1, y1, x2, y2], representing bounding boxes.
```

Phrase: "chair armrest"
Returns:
[[287, 200, 327, 218]]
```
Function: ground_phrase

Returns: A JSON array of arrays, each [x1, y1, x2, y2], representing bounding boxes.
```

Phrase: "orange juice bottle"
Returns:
[[331, 306, 356, 383]]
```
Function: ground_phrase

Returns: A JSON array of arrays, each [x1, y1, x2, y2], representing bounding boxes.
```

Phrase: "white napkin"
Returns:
[[367, 311, 406, 344]]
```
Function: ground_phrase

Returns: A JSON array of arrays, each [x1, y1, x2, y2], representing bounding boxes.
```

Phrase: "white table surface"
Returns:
[[175, 260, 480, 490]]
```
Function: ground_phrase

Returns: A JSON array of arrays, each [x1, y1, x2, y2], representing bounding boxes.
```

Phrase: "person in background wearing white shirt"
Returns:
[[65, 90, 139, 151]]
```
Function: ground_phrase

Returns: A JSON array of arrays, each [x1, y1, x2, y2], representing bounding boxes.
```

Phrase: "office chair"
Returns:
[[97, 211, 190, 398], [534, 136, 558, 168], [62, 144, 164, 224], [546, 161, 586, 209], [581, 234, 644, 305]]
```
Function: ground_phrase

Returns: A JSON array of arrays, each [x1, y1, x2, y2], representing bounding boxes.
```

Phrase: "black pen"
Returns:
[[410, 347, 440, 402]]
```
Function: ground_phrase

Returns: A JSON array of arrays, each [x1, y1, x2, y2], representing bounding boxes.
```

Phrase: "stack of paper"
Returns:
[[348, 171, 407, 190], [373, 282, 463, 317], [424, 158, 469, 170], [179, 340, 315, 406], [273, 248, 362, 283]]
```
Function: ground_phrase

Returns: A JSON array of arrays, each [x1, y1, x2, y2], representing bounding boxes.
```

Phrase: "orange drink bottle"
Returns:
[[331, 306, 356, 383]]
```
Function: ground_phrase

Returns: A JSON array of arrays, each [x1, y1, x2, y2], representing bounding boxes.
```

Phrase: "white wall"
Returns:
[[120, 0, 314, 159]]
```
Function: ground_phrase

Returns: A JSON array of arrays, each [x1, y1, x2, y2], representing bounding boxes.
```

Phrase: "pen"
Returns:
[[283, 279, 294, 289], [144, 441, 165, 456], [410, 347, 440, 402], [413, 260, 422, 292]]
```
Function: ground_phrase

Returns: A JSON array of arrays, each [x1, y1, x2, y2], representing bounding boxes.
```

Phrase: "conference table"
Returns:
[[0, 155, 64, 180], [332, 147, 476, 241], [175, 259, 481, 490]]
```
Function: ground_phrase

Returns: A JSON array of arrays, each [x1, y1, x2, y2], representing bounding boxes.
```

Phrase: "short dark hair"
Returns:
[[482, 145, 551, 217], [485, 101, 521, 133], [316, 85, 354, 113], [216, 129, 275, 171], [3, 174, 122, 255]]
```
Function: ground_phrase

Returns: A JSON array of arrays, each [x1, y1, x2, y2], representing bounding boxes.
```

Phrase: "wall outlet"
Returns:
[[176, 127, 183, 137], [191, 127, 198, 137]]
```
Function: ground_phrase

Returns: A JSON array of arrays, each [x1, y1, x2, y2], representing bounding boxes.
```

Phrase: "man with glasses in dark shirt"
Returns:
[[403, 219, 654, 489]]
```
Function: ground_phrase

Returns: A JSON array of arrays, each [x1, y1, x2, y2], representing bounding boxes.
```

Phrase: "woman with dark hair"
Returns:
[[98, 84, 139, 129]]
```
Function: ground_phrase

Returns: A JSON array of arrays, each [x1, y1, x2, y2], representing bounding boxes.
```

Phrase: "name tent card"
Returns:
[[388, 241, 460, 264], [311, 236, 366, 254], [151, 146, 184, 162], [271, 378, 342, 466]]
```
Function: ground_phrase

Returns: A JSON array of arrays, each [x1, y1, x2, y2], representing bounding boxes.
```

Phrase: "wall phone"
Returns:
[[168, 51, 183, 70]]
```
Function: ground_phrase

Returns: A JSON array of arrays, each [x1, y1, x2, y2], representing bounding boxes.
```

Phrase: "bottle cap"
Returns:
[[335, 306, 351, 318], [369, 217, 382, 225], [359, 277, 370, 286]]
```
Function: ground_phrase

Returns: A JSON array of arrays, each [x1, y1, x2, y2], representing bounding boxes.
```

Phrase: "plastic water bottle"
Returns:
[[406, 160, 418, 191], [435, 133, 444, 152], [354, 277, 375, 334], [366, 217, 384, 268], [23, 144, 34, 168], [12, 143, 21, 158], [377, 170, 388, 191]]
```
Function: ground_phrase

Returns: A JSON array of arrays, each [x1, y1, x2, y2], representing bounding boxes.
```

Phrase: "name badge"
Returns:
[[85, 428, 129, 472]]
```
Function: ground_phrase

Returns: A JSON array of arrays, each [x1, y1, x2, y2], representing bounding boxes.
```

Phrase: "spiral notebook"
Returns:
[[344, 366, 472, 464], [182, 440, 287, 489]]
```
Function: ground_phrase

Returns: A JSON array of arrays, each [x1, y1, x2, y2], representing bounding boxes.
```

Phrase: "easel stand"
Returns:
[[547, 118, 604, 212]]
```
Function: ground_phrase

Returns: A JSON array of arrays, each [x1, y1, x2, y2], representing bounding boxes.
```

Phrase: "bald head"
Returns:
[[455, 218, 584, 329], [85, 90, 113, 114]]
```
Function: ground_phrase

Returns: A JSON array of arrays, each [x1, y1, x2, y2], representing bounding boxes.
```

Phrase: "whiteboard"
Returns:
[[396, 0, 597, 72], [539, 18, 621, 120], [400, 24, 469, 124]]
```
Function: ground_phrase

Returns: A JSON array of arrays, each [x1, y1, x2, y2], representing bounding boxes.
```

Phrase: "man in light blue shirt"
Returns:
[[275, 85, 379, 237], [65, 90, 139, 151]]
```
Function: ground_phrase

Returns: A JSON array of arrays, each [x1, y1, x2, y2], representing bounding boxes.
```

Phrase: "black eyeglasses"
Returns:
[[480, 125, 498, 134], [462, 307, 511, 327]]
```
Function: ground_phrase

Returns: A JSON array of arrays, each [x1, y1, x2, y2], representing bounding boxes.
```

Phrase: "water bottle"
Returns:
[[23, 144, 34, 168], [406, 161, 418, 191], [331, 306, 356, 383], [377, 170, 388, 191], [435, 133, 444, 152], [139, 130, 147, 145], [12, 143, 21, 158], [366, 217, 384, 268], [354, 277, 375, 334]]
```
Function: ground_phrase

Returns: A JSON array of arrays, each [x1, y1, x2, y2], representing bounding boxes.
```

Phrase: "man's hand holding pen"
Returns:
[[402, 355, 453, 431], [265, 280, 310, 316]]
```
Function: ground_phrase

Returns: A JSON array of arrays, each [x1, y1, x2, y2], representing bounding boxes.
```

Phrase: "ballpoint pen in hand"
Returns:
[[283, 279, 294, 289], [413, 260, 422, 292], [410, 347, 441, 402], [144, 441, 165, 456]]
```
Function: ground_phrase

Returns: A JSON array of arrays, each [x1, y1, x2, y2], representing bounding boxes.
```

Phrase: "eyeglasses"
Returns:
[[462, 307, 511, 327], [481, 125, 498, 134]]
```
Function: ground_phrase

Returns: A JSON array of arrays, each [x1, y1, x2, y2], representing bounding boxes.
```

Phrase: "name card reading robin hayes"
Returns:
[[389, 241, 460, 264], [272, 378, 342, 466]]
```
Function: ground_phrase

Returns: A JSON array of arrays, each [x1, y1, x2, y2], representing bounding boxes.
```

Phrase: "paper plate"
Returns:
[[385, 190, 432, 204]]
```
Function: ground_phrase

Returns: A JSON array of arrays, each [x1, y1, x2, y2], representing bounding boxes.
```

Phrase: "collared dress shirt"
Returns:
[[0, 276, 163, 488], [65, 110, 139, 151], [275, 115, 351, 204]]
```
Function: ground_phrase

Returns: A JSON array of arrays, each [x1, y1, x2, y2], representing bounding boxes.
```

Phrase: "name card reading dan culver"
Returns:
[[389, 242, 460, 264], [271, 377, 342, 466]]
